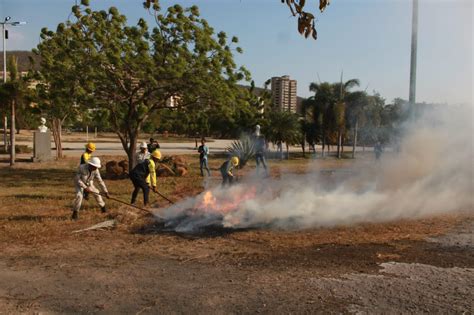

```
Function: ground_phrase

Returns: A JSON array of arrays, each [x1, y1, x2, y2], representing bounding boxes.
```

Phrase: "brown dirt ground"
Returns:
[[0, 155, 472, 314]]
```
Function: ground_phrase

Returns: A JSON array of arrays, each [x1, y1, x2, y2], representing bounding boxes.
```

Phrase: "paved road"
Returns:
[[14, 139, 237, 158], [4, 138, 376, 162]]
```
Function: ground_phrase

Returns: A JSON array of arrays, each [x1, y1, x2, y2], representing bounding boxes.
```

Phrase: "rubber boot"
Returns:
[[71, 211, 78, 220], [101, 206, 107, 213]]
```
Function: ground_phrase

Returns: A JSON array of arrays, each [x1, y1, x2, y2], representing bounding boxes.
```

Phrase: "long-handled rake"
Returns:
[[151, 189, 175, 205], [89, 191, 153, 215]]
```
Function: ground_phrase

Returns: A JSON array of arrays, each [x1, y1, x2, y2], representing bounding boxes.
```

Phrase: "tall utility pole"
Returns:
[[409, 0, 419, 107], [1, 17, 26, 166], [2, 18, 8, 153]]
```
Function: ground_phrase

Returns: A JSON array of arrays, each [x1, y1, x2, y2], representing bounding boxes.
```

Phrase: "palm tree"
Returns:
[[308, 78, 359, 158], [309, 82, 335, 157], [334, 78, 360, 158], [345, 91, 369, 158], [263, 110, 302, 160]]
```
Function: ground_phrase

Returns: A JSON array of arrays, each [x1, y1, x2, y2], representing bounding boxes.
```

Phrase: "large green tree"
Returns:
[[33, 23, 82, 159], [37, 1, 250, 169]]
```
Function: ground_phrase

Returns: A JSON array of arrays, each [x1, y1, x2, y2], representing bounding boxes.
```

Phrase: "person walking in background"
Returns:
[[129, 150, 161, 206], [220, 156, 239, 187], [72, 157, 110, 220], [253, 125, 268, 176], [198, 138, 211, 176], [374, 141, 383, 160], [135, 142, 150, 167]]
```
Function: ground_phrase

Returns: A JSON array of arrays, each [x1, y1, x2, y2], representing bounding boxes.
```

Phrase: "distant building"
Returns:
[[271, 75, 297, 113]]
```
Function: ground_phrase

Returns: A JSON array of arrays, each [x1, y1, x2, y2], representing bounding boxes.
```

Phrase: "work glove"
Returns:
[[85, 187, 92, 193]]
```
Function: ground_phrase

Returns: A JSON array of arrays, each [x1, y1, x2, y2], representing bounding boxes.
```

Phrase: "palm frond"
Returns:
[[226, 134, 256, 168]]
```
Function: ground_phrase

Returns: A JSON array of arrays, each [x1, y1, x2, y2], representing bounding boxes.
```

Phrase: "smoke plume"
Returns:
[[157, 105, 473, 233]]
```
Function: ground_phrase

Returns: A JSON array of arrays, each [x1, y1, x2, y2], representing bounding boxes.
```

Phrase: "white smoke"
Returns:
[[157, 105, 473, 232]]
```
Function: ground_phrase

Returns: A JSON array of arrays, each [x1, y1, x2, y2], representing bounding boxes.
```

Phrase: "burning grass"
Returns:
[[0, 153, 471, 249]]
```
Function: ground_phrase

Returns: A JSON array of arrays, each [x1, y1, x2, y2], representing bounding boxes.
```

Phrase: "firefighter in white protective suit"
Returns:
[[71, 157, 110, 220]]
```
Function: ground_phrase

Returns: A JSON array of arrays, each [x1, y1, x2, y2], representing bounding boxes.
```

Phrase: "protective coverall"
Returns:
[[73, 164, 108, 212]]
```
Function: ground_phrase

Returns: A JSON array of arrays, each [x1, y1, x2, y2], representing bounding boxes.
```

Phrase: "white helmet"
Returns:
[[88, 157, 102, 168], [139, 142, 147, 149], [40, 117, 46, 124]]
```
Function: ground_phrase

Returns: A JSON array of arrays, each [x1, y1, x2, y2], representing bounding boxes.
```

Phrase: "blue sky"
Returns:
[[1, 0, 472, 105]]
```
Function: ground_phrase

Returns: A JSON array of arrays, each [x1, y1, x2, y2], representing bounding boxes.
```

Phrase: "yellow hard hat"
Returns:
[[85, 142, 96, 152], [151, 150, 162, 160], [231, 156, 239, 166]]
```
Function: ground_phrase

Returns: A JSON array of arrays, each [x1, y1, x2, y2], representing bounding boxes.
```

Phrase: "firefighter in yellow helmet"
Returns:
[[220, 156, 239, 187], [80, 142, 96, 200], [81, 142, 96, 165], [129, 150, 161, 206]]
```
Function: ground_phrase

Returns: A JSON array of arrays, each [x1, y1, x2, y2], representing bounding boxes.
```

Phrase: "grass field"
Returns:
[[0, 154, 472, 313]]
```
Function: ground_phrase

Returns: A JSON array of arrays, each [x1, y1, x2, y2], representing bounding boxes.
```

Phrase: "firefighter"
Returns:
[[220, 156, 239, 187], [80, 142, 96, 200], [253, 125, 268, 176], [81, 142, 96, 164], [135, 142, 150, 167], [129, 150, 162, 206], [147, 138, 160, 153], [72, 157, 110, 220]]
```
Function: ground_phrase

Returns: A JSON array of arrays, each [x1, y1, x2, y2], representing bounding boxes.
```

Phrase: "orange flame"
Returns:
[[195, 186, 257, 215]]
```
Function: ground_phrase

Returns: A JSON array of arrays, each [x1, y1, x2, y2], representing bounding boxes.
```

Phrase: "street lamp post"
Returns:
[[409, 0, 419, 109], [1, 16, 27, 166], [2, 17, 9, 153]]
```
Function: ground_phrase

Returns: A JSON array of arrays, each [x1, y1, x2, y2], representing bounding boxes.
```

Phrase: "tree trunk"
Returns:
[[352, 120, 358, 159], [9, 100, 15, 166], [51, 118, 64, 159], [127, 149, 135, 173], [301, 139, 306, 158], [321, 133, 325, 158], [286, 143, 289, 160], [337, 129, 342, 159], [15, 116, 20, 134], [122, 130, 138, 174], [341, 133, 344, 153], [3, 115, 7, 152]]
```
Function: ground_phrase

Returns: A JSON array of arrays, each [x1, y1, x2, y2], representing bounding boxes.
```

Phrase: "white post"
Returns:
[[94, 127, 97, 138], [86, 125, 89, 141]]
